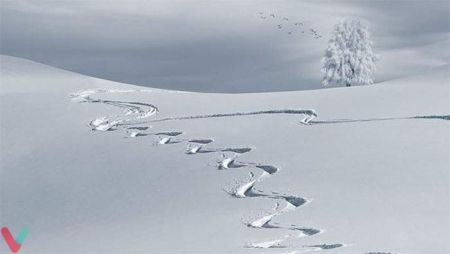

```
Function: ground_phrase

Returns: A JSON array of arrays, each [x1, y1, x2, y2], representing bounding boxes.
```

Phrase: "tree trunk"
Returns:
[[346, 83, 351, 87]]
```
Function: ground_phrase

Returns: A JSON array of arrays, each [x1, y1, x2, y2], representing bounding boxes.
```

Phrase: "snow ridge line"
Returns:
[[70, 89, 397, 253]]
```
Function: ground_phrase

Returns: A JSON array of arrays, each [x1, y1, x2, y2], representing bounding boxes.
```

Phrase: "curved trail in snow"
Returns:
[[226, 172, 309, 208], [71, 89, 159, 131], [71, 88, 398, 253]]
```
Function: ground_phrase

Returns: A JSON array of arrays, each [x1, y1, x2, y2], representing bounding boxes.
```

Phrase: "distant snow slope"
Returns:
[[1, 55, 449, 254]]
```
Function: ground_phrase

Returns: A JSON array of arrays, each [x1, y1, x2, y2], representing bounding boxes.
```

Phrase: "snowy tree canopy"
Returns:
[[321, 19, 377, 87]]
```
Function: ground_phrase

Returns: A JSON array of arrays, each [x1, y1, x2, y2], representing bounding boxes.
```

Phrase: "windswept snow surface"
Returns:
[[1, 55, 450, 254]]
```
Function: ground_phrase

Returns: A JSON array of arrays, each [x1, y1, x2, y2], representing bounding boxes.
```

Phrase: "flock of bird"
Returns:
[[256, 11, 322, 39]]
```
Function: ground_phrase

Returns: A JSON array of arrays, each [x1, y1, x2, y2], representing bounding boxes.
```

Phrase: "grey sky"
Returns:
[[1, 0, 449, 92]]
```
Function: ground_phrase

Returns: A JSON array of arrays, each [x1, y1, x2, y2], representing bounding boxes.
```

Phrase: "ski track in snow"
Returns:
[[245, 238, 287, 249], [71, 89, 159, 131], [145, 109, 318, 124], [71, 89, 403, 253], [310, 114, 450, 125]]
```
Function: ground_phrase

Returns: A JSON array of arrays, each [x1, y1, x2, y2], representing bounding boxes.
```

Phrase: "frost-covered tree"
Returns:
[[321, 19, 377, 87]]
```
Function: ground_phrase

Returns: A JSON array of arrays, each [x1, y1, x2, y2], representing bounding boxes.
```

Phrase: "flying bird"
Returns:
[[254, 11, 321, 39]]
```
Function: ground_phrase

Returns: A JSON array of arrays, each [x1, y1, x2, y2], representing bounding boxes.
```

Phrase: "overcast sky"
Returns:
[[1, 0, 449, 92]]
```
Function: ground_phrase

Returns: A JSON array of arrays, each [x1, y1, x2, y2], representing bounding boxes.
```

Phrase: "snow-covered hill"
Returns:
[[1, 55, 449, 254]]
